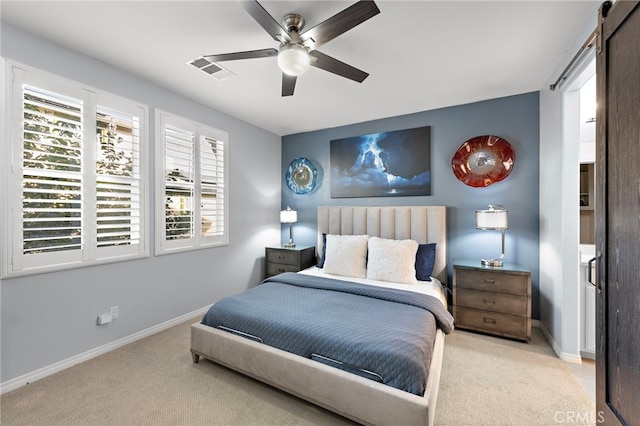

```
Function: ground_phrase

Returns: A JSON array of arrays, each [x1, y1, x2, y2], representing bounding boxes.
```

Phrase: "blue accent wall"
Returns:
[[282, 92, 540, 318]]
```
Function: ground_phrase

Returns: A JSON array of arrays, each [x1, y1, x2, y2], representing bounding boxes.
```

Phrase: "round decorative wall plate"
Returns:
[[286, 157, 317, 194], [451, 135, 515, 187]]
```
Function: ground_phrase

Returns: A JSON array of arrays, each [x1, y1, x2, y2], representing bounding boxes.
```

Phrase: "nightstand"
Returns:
[[265, 246, 316, 278], [453, 259, 531, 341]]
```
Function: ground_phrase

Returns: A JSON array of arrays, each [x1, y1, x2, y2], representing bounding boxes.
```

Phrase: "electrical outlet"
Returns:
[[97, 313, 112, 325], [110, 306, 119, 320]]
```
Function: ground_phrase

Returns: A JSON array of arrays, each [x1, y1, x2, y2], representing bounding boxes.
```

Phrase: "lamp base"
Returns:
[[283, 243, 296, 248], [481, 258, 503, 267]]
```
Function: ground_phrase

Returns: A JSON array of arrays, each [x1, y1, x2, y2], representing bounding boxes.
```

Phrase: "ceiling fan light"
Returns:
[[278, 44, 310, 76]]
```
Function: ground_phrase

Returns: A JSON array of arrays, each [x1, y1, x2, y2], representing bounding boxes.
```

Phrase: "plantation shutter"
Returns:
[[95, 105, 142, 250], [5, 66, 148, 277], [200, 135, 225, 237], [164, 124, 195, 241], [22, 85, 83, 256], [156, 110, 228, 254]]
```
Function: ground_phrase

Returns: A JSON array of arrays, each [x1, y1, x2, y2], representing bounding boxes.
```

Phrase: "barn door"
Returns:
[[595, 1, 640, 425]]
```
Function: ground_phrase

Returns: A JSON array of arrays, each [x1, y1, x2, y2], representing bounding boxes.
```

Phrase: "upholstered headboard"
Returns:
[[317, 206, 447, 284]]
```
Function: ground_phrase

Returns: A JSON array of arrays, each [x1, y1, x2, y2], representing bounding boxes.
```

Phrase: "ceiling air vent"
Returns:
[[188, 57, 236, 81]]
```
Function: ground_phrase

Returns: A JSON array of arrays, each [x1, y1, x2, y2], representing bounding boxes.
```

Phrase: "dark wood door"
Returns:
[[595, 1, 640, 425]]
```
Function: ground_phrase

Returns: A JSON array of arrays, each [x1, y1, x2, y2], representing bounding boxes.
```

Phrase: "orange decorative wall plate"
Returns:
[[451, 135, 515, 187]]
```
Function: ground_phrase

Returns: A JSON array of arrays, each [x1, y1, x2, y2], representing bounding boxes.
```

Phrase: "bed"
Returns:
[[191, 206, 450, 425]]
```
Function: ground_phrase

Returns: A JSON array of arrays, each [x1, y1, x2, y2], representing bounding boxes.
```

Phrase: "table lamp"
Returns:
[[476, 205, 508, 267], [280, 206, 298, 248]]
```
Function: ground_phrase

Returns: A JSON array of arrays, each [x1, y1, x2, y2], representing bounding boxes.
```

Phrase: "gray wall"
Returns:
[[0, 23, 281, 383], [282, 93, 540, 317]]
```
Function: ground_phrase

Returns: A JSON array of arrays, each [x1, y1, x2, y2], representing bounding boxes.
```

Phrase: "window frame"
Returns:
[[154, 109, 229, 255], [2, 62, 149, 278]]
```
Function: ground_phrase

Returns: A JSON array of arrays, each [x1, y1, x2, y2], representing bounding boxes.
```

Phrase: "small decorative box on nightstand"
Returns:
[[453, 259, 531, 342], [265, 246, 316, 278]]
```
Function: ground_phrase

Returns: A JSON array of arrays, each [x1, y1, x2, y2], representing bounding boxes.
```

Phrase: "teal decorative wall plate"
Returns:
[[286, 157, 317, 194]]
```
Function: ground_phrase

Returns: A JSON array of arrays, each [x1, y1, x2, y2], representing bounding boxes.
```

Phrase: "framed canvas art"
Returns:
[[330, 126, 431, 198]]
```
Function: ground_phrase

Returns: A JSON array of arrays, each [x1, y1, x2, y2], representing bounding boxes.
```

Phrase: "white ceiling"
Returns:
[[1, 1, 599, 136]]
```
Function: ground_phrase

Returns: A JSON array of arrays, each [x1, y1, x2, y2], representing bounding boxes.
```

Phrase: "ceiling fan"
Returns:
[[191, 0, 380, 97]]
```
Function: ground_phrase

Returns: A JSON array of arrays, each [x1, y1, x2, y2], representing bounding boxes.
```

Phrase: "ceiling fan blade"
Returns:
[[301, 0, 380, 51], [203, 48, 277, 63], [309, 50, 369, 83], [238, 0, 295, 44], [282, 74, 297, 97]]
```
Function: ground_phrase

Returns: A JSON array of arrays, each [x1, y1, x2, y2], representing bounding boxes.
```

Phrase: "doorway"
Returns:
[[578, 72, 596, 360], [561, 54, 596, 362]]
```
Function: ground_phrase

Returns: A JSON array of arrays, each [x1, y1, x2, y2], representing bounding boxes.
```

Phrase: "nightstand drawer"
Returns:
[[266, 249, 299, 266], [265, 246, 316, 278], [266, 262, 301, 276], [456, 288, 528, 316], [455, 269, 528, 296], [456, 307, 528, 339]]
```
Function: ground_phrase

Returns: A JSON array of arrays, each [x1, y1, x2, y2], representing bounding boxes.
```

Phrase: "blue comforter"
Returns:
[[201, 272, 454, 395]]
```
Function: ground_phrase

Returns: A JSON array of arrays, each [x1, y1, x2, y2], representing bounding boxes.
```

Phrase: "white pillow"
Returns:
[[323, 234, 369, 278], [366, 236, 419, 285]]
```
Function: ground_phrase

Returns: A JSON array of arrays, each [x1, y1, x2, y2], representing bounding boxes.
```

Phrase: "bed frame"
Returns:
[[191, 206, 447, 426]]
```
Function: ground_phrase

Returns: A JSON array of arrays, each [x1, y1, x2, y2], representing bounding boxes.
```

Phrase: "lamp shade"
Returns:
[[280, 207, 298, 224], [476, 206, 508, 230], [277, 44, 310, 76]]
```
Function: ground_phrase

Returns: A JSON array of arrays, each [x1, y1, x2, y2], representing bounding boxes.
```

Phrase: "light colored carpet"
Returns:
[[1, 319, 595, 425], [436, 329, 595, 425]]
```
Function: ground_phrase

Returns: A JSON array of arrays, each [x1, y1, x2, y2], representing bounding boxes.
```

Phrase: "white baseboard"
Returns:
[[580, 350, 596, 360], [537, 321, 583, 364], [0, 305, 211, 395]]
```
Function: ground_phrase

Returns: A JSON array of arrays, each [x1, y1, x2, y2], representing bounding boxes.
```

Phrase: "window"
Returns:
[[155, 110, 228, 254], [3, 65, 148, 277]]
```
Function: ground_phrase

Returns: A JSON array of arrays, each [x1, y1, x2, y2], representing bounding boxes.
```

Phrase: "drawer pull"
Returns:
[[483, 317, 497, 324], [278, 255, 285, 260], [483, 279, 496, 285], [278, 268, 285, 272], [483, 298, 496, 305]]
